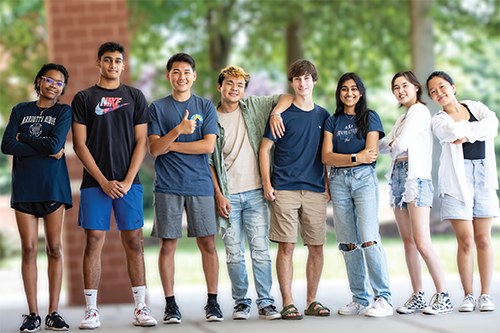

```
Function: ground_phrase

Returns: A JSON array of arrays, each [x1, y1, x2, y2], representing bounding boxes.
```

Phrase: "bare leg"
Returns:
[[450, 219, 474, 295], [83, 229, 106, 289], [276, 242, 301, 316], [472, 217, 494, 295], [408, 204, 447, 293], [16, 211, 39, 315], [120, 228, 146, 287], [196, 235, 219, 294], [306, 244, 328, 314], [394, 207, 422, 293], [43, 206, 65, 314], [159, 238, 177, 297]]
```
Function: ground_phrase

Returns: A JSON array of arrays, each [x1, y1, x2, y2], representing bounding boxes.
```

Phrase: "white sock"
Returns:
[[84, 289, 98, 309], [132, 286, 146, 308]]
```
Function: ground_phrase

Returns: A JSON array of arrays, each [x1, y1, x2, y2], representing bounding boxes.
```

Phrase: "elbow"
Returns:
[[149, 148, 159, 158], [205, 142, 215, 154]]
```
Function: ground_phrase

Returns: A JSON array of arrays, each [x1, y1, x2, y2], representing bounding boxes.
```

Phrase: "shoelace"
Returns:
[[345, 301, 359, 309], [373, 298, 387, 308], [165, 304, 179, 313], [49, 312, 65, 325], [266, 304, 277, 312], [137, 307, 152, 316], [463, 294, 475, 305], [234, 304, 248, 312], [84, 308, 98, 320], [479, 295, 492, 303], [404, 294, 419, 307], [428, 293, 442, 308], [22, 314, 39, 326]]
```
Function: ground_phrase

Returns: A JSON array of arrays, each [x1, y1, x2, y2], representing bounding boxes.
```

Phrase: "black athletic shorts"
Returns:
[[13, 201, 63, 218]]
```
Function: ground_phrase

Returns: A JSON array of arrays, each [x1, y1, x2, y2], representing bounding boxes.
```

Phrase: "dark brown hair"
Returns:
[[391, 71, 425, 107], [287, 59, 318, 82]]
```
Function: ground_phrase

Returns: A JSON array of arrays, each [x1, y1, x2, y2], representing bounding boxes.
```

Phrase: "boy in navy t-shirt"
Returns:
[[259, 60, 330, 319], [148, 53, 222, 323]]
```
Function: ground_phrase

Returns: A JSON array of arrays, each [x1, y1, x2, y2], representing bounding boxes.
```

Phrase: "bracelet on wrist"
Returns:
[[270, 112, 281, 116]]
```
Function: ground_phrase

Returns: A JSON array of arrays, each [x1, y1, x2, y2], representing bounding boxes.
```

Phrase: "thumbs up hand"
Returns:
[[177, 109, 196, 135]]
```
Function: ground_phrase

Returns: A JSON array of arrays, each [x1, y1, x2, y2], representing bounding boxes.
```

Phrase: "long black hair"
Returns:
[[334, 72, 371, 139], [33, 63, 69, 96]]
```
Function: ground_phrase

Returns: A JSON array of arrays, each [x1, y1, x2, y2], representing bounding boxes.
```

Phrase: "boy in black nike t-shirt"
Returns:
[[71, 42, 157, 329]]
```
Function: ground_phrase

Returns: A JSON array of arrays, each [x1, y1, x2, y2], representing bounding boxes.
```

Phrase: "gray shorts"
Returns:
[[151, 192, 218, 239]]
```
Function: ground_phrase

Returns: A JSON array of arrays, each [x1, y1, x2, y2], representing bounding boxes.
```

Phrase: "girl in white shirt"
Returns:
[[379, 71, 451, 315], [428, 71, 498, 313]]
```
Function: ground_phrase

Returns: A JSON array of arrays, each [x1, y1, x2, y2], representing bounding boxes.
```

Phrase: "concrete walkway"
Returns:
[[1, 274, 498, 333]]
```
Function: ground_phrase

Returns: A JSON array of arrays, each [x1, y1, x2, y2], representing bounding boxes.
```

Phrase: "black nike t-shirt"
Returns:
[[72, 84, 150, 189]]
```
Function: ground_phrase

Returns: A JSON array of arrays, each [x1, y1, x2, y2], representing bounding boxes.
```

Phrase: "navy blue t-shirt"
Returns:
[[148, 94, 218, 196], [263, 103, 330, 193], [1, 101, 72, 208], [323, 110, 385, 166]]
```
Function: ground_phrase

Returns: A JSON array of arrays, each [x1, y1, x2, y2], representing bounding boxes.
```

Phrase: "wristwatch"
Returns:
[[351, 154, 357, 163]]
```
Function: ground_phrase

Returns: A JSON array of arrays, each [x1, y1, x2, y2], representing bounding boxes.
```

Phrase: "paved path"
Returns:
[[1, 274, 498, 333]]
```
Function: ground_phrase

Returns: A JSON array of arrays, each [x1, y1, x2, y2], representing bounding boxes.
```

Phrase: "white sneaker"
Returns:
[[478, 294, 494, 312], [365, 298, 393, 317], [133, 304, 157, 327], [232, 304, 251, 320], [396, 292, 427, 314], [458, 294, 476, 312], [422, 292, 453, 315], [338, 301, 367, 315], [79, 307, 100, 330]]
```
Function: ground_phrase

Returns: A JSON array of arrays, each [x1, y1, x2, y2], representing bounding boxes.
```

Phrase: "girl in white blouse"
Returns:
[[428, 71, 498, 313], [380, 71, 451, 315]]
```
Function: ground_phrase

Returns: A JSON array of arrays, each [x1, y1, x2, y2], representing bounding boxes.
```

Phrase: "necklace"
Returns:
[[36, 101, 55, 116], [344, 113, 356, 120]]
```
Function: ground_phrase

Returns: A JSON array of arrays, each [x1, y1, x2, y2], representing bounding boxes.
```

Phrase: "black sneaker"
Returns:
[[163, 304, 182, 324], [45, 312, 69, 331], [205, 301, 224, 322], [20, 313, 41, 332]]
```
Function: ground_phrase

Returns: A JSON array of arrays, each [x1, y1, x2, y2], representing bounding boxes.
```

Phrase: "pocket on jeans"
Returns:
[[352, 166, 373, 181]]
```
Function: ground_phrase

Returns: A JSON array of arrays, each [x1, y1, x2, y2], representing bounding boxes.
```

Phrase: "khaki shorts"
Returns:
[[269, 190, 327, 245]]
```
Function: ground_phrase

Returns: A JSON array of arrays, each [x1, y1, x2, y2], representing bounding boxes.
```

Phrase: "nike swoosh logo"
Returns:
[[95, 103, 130, 115], [85, 294, 92, 296]]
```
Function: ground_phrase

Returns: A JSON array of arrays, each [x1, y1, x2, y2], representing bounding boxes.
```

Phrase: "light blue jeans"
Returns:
[[329, 165, 392, 306], [221, 189, 274, 309]]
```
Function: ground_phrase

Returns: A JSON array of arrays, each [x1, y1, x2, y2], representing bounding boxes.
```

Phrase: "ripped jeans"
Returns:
[[329, 165, 392, 306], [221, 189, 274, 309]]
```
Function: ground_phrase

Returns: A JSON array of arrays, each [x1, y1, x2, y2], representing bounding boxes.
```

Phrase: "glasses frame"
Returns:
[[41, 76, 65, 89]]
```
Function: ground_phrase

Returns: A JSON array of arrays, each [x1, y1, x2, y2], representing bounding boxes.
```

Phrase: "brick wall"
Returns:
[[45, 0, 133, 305]]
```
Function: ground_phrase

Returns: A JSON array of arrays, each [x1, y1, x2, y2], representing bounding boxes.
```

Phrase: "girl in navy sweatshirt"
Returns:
[[2, 63, 72, 332]]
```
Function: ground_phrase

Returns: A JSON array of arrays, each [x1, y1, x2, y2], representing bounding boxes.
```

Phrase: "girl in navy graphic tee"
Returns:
[[322, 73, 393, 317], [1, 63, 72, 331]]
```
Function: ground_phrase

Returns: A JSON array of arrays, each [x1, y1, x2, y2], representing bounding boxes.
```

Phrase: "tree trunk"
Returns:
[[410, 0, 443, 226], [204, 3, 234, 101], [285, 7, 304, 94], [207, 6, 231, 72]]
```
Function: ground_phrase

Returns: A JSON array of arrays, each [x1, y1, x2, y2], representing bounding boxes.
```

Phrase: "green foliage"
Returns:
[[0, 0, 47, 121]]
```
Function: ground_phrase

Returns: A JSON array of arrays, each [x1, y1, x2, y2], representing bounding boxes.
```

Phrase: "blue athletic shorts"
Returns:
[[78, 184, 144, 231]]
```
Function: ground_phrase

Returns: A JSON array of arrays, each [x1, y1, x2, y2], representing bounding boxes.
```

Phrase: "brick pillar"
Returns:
[[45, 0, 134, 305]]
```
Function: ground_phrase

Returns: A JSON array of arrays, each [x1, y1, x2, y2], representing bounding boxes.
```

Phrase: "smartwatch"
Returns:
[[351, 154, 357, 163]]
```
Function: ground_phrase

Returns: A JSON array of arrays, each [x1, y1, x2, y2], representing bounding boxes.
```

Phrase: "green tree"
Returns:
[[0, 0, 47, 120]]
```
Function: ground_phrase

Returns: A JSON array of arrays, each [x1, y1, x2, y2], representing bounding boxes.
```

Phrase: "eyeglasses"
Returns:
[[41, 76, 65, 89]]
